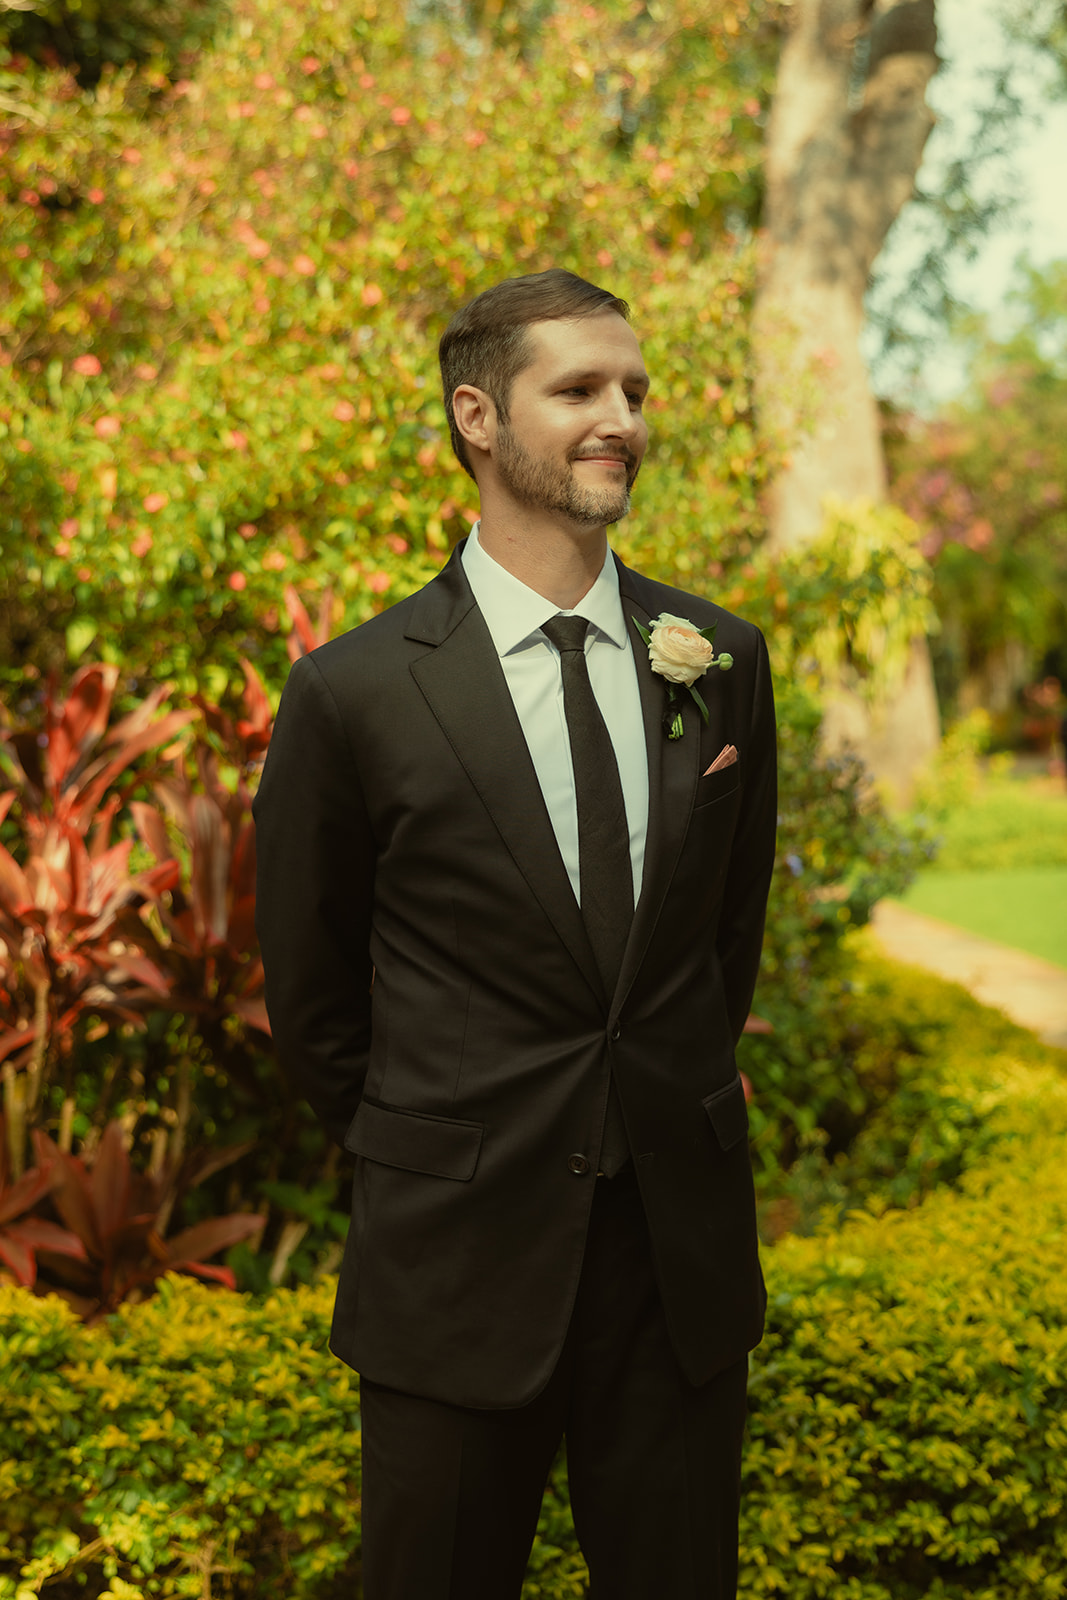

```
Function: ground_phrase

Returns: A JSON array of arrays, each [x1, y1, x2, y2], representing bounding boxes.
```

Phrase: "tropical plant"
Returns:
[[0, 1113, 86, 1287], [31, 1118, 262, 1319], [0, 664, 192, 1182]]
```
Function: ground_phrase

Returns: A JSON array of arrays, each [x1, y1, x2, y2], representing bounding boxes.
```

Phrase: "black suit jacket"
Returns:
[[253, 544, 777, 1409]]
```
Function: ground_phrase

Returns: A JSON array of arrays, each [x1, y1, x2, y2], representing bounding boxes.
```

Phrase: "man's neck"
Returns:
[[475, 509, 609, 611]]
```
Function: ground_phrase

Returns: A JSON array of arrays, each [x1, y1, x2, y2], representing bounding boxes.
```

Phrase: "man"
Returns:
[[253, 268, 777, 1599]]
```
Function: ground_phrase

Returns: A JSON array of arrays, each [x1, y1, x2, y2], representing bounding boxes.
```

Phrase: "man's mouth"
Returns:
[[571, 452, 634, 469]]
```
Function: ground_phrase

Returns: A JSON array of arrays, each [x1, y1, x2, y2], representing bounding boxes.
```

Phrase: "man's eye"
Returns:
[[563, 387, 589, 397]]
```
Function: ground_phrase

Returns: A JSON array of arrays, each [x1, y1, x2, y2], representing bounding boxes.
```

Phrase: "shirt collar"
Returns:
[[461, 521, 629, 657]]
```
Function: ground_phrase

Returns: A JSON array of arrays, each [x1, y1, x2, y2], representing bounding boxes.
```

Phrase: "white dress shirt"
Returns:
[[462, 522, 649, 910]]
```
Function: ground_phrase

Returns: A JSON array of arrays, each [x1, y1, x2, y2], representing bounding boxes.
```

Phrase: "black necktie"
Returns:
[[541, 613, 632, 1175]]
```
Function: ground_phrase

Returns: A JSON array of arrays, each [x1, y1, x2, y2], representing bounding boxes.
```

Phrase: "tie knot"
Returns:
[[542, 614, 590, 655]]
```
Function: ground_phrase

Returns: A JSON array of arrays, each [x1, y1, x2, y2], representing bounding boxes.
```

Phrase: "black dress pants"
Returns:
[[359, 1168, 749, 1599]]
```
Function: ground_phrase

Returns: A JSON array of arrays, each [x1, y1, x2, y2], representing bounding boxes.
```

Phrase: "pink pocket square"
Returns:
[[703, 744, 738, 776]]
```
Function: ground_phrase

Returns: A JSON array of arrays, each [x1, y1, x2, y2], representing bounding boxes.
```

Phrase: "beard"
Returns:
[[494, 422, 640, 527]]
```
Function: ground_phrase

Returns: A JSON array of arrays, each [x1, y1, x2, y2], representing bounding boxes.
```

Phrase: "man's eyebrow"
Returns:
[[551, 366, 650, 392]]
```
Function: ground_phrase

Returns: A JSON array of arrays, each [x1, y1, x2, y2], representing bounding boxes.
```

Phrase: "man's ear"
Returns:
[[452, 385, 496, 464]]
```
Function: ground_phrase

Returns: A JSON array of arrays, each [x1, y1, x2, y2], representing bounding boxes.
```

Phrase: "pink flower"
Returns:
[[61, 518, 79, 537], [121, 148, 142, 165], [131, 532, 153, 558], [94, 416, 121, 439], [262, 550, 287, 571], [301, 55, 321, 74], [227, 430, 249, 451], [134, 363, 158, 381], [391, 106, 412, 126], [238, 522, 258, 540], [293, 254, 317, 276], [332, 400, 356, 422], [386, 534, 408, 554], [72, 354, 102, 376], [368, 572, 391, 594], [361, 283, 383, 307], [228, 571, 248, 591], [143, 491, 169, 513], [253, 72, 275, 90], [87, 188, 105, 204]]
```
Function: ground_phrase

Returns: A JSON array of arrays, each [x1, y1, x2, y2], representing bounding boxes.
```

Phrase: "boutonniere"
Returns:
[[633, 613, 733, 741]]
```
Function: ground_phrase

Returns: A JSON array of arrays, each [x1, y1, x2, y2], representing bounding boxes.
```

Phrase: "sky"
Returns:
[[865, 0, 1067, 405]]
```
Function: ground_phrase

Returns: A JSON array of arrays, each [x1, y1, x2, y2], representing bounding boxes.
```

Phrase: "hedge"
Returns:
[[2, 974, 1066, 1599]]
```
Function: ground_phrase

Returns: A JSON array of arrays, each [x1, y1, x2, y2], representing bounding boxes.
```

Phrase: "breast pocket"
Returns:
[[692, 763, 741, 812]]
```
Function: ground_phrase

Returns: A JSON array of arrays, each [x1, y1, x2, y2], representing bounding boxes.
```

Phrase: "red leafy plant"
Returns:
[[119, 657, 276, 1072], [0, 664, 192, 1079], [31, 1120, 263, 1321], [0, 1113, 87, 1288]]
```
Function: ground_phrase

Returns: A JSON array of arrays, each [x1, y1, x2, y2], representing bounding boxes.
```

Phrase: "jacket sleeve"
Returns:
[[716, 627, 777, 1045], [253, 651, 375, 1146]]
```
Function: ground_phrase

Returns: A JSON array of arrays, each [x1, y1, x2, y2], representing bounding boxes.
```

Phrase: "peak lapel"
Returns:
[[613, 563, 702, 1008], [407, 549, 604, 1006]]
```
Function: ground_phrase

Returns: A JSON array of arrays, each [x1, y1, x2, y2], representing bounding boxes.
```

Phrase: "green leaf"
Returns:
[[689, 683, 710, 723], [66, 618, 98, 661]]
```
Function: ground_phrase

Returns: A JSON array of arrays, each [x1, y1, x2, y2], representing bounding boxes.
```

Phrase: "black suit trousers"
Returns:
[[359, 1168, 748, 1600]]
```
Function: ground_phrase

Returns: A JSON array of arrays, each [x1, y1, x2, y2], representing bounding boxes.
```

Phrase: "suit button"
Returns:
[[567, 1153, 591, 1176], [610, 1021, 622, 1042]]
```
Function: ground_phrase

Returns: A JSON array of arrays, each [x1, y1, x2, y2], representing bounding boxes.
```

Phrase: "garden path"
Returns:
[[871, 902, 1067, 1050]]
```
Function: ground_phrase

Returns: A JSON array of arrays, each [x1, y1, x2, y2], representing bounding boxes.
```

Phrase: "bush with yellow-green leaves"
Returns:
[[3, 965, 1066, 1600]]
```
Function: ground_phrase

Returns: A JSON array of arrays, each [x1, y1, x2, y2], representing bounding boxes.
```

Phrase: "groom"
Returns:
[[253, 268, 777, 1599]]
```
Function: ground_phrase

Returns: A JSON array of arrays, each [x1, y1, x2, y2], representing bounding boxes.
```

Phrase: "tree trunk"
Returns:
[[757, 0, 942, 795]]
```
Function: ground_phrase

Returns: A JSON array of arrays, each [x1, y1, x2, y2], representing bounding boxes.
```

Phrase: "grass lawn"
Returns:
[[899, 866, 1067, 969]]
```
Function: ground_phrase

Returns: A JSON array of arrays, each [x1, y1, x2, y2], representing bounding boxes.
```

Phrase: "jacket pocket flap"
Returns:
[[345, 1100, 484, 1180], [702, 1076, 749, 1151]]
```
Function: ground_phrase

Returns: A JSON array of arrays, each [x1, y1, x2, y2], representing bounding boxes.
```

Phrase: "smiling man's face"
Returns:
[[491, 311, 650, 528]]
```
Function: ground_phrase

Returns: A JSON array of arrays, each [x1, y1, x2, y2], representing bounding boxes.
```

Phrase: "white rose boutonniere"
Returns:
[[633, 612, 733, 741]]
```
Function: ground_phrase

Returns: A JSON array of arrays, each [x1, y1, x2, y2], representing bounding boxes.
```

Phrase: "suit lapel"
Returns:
[[613, 564, 703, 1009], [407, 548, 605, 1005]]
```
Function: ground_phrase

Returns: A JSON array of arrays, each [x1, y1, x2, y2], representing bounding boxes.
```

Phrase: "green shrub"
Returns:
[[3, 968, 1066, 1600], [758, 948, 1065, 1230], [743, 1091, 1067, 1600], [920, 776, 1067, 873]]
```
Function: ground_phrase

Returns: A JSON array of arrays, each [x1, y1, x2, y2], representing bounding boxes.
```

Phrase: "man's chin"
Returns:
[[564, 489, 632, 527]]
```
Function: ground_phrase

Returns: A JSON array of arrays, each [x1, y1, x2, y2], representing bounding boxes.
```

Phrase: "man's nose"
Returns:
[[593, 387, 643, 439]]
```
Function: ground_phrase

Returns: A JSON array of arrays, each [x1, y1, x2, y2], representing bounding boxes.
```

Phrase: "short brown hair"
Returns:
[[438, 268, 630, 479]]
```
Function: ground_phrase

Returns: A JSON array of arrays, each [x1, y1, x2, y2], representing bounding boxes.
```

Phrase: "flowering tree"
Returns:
[[887, 261, 1067, 728], [1, 0, 778, 696]]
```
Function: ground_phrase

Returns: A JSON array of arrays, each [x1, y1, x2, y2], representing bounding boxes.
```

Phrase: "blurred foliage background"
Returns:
[[2, 0, 1067, 1594]]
